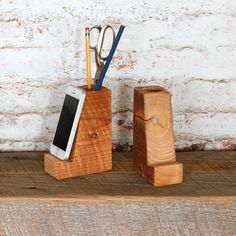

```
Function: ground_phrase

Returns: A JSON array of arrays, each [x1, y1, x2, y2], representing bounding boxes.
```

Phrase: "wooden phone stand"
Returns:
[[133, 86, 183, 186], [44, 86, 112, 180]]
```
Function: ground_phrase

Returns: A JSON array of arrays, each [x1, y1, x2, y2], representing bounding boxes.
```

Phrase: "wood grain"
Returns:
[[0, 151, 235, 235], [0, 199, 235, 236], [44, 86, 112, 179], [0, 151, 235, 198], [133, 86, 183, 186]]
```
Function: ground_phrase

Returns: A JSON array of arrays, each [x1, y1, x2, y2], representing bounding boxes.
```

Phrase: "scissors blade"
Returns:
[[94, 62, 104, 86]]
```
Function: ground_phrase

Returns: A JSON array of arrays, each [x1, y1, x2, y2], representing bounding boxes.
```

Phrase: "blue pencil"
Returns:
[[95, 25, 125, 91]]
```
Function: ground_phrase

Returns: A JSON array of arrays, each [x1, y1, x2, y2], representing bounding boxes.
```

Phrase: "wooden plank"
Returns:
[[0, 151, 235, 235], [0, 151, 235, 199], [0, 199, 235, 235]]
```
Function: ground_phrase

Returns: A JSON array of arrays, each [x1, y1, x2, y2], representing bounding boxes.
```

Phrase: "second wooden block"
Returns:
[[133, 86, 183, 186]]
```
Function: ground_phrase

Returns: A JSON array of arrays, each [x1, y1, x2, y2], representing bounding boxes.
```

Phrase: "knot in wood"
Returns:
[[151, 116, 158, 125], [150, 116, 164, 128], [91, 132, 98, 138]]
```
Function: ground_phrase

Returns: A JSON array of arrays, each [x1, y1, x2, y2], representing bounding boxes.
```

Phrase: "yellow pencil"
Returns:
[[85, 27, 92, 90]]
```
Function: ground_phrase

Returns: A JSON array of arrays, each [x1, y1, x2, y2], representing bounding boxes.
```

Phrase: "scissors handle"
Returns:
[[90, 25, 115, 61], [98, 25, 115, 60], [90, 25, 116, 86], [89, 25, 102, 51]]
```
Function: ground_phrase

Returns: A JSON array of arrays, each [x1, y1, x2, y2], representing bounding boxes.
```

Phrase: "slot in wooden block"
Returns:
[[44, 86, 112, 180], [133, 86, 183, 186]]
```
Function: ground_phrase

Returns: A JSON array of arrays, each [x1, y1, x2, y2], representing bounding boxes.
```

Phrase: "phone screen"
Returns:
[[53, 94, 79, 151]]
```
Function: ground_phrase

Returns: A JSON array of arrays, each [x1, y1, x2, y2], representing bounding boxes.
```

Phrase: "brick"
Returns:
[[0, 83, 67, 114], [0, 48, 65, 77], [174, 113, 236, 138], [0, 113, 58, 142]]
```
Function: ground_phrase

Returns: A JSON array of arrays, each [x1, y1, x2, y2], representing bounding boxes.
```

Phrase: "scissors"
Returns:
[[90, 25, 115, 86]]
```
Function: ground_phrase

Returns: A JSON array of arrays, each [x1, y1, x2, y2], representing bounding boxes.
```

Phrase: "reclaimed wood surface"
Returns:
[[133, 86, 183, 186], [0, 151, 235, 198], [0, 151, 235, 236], [44, 86, 112, 180]]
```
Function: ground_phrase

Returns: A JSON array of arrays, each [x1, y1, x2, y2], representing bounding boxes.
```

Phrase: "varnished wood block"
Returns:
[[133, 86, 183, 186], [148, 162, 183, 186], [44, 86, 112, 180]]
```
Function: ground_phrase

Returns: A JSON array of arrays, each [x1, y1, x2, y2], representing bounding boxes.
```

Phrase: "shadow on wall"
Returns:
[[111, 80, 133, 151]]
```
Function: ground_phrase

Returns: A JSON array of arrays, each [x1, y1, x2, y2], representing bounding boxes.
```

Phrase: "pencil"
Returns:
[[85, 27, 92, 90]]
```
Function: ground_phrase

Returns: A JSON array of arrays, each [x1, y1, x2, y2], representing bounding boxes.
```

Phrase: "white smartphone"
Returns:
[[50, 86, 86, 160]]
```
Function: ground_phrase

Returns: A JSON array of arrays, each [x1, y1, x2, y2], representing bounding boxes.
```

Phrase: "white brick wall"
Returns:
[[0, 0, 236, 151]]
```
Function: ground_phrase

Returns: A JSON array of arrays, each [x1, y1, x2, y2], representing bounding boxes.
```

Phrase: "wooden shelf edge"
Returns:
[[0, 196, 235, 203]]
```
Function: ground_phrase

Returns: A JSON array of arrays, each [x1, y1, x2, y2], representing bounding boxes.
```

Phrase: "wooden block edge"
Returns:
[[44, 153, 60, 179], [150, 162, 183, 187], [44, 153, 112, 180]]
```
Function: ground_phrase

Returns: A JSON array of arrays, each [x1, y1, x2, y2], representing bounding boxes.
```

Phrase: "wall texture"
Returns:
[[0, 0, 236, 151]]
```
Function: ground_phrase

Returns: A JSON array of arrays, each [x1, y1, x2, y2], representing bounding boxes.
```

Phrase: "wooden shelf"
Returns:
[[0, 151, 235, 199], [0, 151, 235, 235]]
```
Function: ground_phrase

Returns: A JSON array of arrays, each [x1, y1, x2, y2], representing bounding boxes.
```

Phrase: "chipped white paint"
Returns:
[[0, 0, 236, 151]]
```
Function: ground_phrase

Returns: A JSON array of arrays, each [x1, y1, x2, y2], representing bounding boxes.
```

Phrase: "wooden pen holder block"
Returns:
[[44, 86, 112, 180], [133, 86, 183, 186]]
